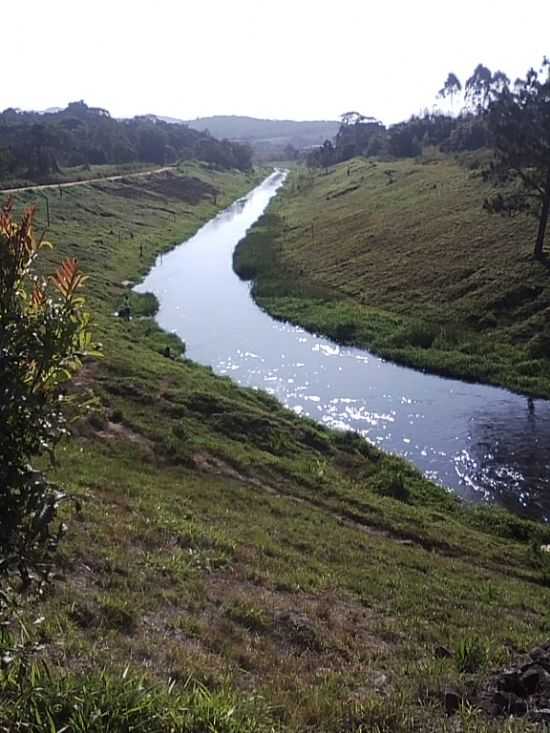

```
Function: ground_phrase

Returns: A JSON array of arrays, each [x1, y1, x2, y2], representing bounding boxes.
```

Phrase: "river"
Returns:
[[136, 170, 550, 519]]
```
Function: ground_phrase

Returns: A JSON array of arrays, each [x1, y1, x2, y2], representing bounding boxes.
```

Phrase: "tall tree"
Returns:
[[319, 139, 335, 172], [340, 111, 366, 127], [483, 59, 550, 259], [465, 64, 494, 109], [465, 64, 510, 111], [438, 72, 462, 110]]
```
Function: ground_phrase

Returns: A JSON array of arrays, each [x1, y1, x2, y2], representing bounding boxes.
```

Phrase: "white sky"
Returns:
[[3, 0, 549, 125]]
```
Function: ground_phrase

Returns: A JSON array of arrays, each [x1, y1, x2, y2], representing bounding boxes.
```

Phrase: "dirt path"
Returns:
[[0, 166, 174, 195]]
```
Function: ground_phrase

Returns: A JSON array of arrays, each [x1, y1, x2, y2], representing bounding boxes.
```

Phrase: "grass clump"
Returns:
[[224, 599, 270, 632], [455, 636, 490, 673], [0, 658, 269, 732], [374, 469, 411, 503], [99, 597, 138, 634]]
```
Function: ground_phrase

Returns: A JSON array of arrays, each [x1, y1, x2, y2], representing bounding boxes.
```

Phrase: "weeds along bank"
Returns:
[[3, 164, 550, 731], [234, 157, 550, 398]]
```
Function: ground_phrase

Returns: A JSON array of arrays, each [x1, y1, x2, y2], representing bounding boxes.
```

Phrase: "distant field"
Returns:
[[235, 156, 550, 397], [186, 115, 339, 154]]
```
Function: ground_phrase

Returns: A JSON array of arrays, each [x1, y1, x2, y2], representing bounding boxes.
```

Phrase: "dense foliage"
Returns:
[[483, 59, 550, 258], [305, 64, 516, 167], [305, 111, 488, 168], [305, 59, 550, 256], [0, 101, 253, 180], [0, 202, 99, 593]]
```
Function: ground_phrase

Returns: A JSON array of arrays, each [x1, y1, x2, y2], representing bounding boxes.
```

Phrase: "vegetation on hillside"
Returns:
[[307, 58, 550, 257], [0, 102, 253, 183], [2, 164, 550, 729], [234, 156, 550, 397], [186, 115, 340, 159], [483, 59, 550, 258], [306, 61, 515, 168]]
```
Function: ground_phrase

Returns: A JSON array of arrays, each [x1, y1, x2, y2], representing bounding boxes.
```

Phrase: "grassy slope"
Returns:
[[3, 165, 550, 731], [0, 161, 163, 190], [234, 157, 550, 398]]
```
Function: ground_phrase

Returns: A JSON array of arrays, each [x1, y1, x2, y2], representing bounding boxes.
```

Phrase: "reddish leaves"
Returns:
[[50, 258, 88, 301]]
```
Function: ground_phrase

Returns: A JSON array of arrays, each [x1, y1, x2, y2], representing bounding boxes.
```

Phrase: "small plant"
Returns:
[[310, 457, 328, 481], [172, 422, 189, 441], [455, 636, 489, 673], [378, 469, 410, 502], [99, 597, 137, 634], [225, 599, 270, 632], [528, 538, 550, 586], [0, 201, 100, 596], [175, 615, 204, 638], [111, 407, 125, 423]]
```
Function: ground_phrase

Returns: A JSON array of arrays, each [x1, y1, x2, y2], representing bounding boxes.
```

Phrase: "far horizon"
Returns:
[[27, 108, 340, 125]]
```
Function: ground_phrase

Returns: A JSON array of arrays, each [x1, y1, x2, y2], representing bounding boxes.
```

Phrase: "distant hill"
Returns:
[[0, 102, 253, 182], [184, 116, 340, 155]]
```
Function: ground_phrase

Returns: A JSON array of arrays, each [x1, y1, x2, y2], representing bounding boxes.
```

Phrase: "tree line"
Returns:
[[0, 101, 253, 180], [308, 59, 550, 258]]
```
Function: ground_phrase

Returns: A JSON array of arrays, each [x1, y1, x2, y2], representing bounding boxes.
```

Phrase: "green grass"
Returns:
[[2, 162, 550, 730], [0, 161, 165, 190], [0, 654, 269, 732], [234, 157, 550, 397]]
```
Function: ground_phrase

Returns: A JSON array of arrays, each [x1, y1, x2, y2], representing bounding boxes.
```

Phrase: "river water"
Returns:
[[136, 171, 550, 519]]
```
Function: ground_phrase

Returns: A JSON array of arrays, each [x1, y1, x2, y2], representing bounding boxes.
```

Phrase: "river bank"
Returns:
[[138, 171, 550, 518], [234, 158, 550, 400], [4, 165, 550, 731]]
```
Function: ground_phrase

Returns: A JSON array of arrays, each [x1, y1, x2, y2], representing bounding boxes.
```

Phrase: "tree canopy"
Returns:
[[438, 73, 462, 107], [483, 59, 550, 258], [0, 102, 253, 181]]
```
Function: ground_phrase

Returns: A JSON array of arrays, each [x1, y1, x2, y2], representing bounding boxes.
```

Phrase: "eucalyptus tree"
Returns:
[[483, 59, 550, 259], [438, 72, 462, 110], [465, 64, 510, 111]]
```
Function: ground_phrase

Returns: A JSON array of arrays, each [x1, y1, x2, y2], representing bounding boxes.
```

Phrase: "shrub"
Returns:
[[0, 201, 100, 596], [333, 321, 357, 343], [527, 332, 550, 359], [377, 470, 411, 502], [128, 291, 158, 318]]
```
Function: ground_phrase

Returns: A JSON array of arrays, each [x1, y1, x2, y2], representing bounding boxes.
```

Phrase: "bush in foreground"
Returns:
[[0, 200, 100, 595]]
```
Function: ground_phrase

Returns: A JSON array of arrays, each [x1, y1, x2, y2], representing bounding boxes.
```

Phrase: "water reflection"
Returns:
[[137, 171, 550, 519], [457, 398, 550, 515]]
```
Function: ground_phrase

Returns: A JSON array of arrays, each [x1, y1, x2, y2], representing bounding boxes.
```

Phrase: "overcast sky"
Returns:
[[3, 0, 549, 124]]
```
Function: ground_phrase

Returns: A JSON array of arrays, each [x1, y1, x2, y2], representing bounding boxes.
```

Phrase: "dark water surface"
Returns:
[[137, 171, 550, 519]]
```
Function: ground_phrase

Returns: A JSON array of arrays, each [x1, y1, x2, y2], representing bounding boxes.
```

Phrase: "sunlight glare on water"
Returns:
[[137, 171, 550, 519]]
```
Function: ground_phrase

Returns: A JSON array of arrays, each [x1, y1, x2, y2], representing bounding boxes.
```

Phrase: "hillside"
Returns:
[[3, 163, 550, 731], [186, 115, 339, 149], [234, 156, 550, 398], [0, 102, 253, 187]]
